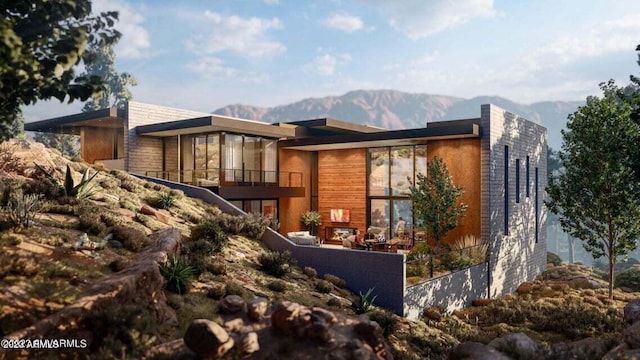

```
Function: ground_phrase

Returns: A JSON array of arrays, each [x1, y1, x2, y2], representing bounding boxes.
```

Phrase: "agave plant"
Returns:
[[351, 287, 378, 314], [35, 163, 100, 200], [159, 256, 195, 295]]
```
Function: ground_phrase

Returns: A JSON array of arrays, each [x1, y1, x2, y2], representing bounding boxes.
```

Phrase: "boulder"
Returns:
[[516, 282, 533, 295], [551, 337, 609, 359], [239, 332, 260, 355], [220, 295, 245, 314], [145, 339, 196, 360], [603, 343, 640, 359], [183, 319, 234, 359], [247, 298, 268, 322], [625, 300, 640, 325], [448, 341, 511, 360], [488, 332, 540, 358], [624, 321, 640, 349], [353, 316, 389, 359], [271, 300, 301, 335]]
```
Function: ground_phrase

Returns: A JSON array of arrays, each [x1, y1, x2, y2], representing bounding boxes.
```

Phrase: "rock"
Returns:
[[568, 277, 594, 289], [448, 341, 511, 360], [224, 318, 244, 332], [72, 233, 89, 250], [311, 307, 338, 324], [552, 337, 608, 359], [108, 240, 123, 249], [588, 279, 602, 289], [625, 300, 640, 325], [145, 339, 196, 360], [271, 300, 301, 335], [488, 332, 540, 358], [353, 317, 388, 358], [603, 343, 640, 359], [247, 298, 268, 322], [220, 295, 245, 314], [239, 332, 260, 355], [472, 298, 494, 307], [140, 204, 157, 216], [308, 318, 333, 343], [183, 319, 234, 359], [516, 282, 533, 294], [624, 321, 640, 349]]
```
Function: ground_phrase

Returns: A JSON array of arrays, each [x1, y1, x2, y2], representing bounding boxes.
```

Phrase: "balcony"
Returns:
[[143, 168, 305, 199]]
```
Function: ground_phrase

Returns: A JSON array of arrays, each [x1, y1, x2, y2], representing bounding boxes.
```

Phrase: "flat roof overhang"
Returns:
[[279, 123, 481, 151], [136, 115, 296, 139], [284, 117, 386, 135], [24, 107, 126, 134]]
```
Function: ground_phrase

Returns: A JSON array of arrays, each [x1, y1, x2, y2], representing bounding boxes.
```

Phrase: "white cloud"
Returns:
[[320, 13, 367, 33], [361, 0, 497, 38], [188, 11, 286, 58], [303, 53, 351, 76], [185, 57, 238, 78], [93, 0, 150, 58]]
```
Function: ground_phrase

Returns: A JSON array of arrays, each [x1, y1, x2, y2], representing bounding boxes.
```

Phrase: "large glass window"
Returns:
[[368, 148, 389, 196], [368, 145, 425, 240], [263, 140, 277, 183], [224, 134, 243, 182]]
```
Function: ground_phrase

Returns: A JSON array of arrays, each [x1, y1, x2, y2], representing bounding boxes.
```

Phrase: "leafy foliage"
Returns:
[[547, 252, 562, 266], [301, 211, 322, 228], [546, 81, 640, 298], [156, 192, 176, 210], [190, 219, 228, 253], [159, 256, 194, 295], [351, 287, 378, 314], [408, 156, 467, 247], [615, 268, 640, 291], [1, 1, 120, 140]]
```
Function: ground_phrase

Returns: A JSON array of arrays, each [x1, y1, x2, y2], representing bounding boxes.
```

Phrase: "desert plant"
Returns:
[[217, 213, 245, 234], [259, 250, 296, 277], [78, 213, 106, 235], [351, 287, 378, 314], [323, 273, 347, 288], [267, 280, 288, 292], [269, 217, 280, 231], [315, 280, 333, 293], [369, 310, 399, 337], [0, 142, 26, 174], [35, 163, 99, 200], [451, 235, 488, 264], [241, 212, 268, 239], [303, 266, 317, 279], [547, 251, 563, 266], [156, 192, 176, 210], [3, 192, 41, 227], [112, 225, 149, 252], [160, 256, 195, 294], [615, 268, 640, 291], [207, 284, 226, 300], [225, 281, 247, 297], [191, 219, 228, 253]]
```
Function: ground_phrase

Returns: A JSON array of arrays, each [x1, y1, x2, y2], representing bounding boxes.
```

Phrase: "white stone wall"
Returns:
[[124, 101, 210, 174], [481, 104, 547, 297]]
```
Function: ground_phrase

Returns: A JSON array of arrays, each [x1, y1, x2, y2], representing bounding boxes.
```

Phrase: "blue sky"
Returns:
[[23, 0, 640, 122]]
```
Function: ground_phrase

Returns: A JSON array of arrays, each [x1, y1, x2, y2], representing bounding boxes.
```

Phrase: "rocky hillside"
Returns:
[[213, 89, 582, 150], [0, 139, 638, 359]]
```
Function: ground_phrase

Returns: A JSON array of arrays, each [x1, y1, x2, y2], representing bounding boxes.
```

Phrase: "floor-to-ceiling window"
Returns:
[[367, 144, 426, 239]]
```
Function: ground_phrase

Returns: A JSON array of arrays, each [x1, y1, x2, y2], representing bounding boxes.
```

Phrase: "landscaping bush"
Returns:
[[207, 284, 226, 300], [78, 213, 106, 235], [267, 280, 288, 292], [407, 242, 431, 262], [303, 266, 317, 279], [351, 288, 378, 314], [155, 192, 176, 210], [258, 250, 296, 277], [159, 256, 194, 294], [547, 251, 562, 266], [315, 280, 333, 293], [615, 268, 640, 291], [191, 219, 228, 253], [112, 225, 149, 252], [3, 192, 41, 228], [323, 273, 347, 288], [225, 281, 247, 297], [241, 212, 267, 239], [369, 309, 399, 337], [217, 213, 245, 234]]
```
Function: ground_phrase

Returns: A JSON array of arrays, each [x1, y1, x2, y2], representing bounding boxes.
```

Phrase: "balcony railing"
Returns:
[[143, 168, 303, 188]]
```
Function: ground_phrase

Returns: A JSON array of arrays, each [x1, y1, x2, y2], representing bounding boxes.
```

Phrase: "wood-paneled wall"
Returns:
[[278, 148, 311, 235], [427, 138, 482, 244], [318, 148, 367, 241], [81, 127, 115, 164]]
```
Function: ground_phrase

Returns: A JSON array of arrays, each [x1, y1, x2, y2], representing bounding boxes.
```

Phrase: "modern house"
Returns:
[[26, 101, 547, 317]]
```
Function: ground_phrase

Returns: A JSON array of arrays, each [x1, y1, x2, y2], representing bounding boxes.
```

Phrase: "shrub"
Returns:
[[369, 310, 399, 337], [615, 268, 640, 291], [22, 178, 62, 199], [241, 212, 267, 239], [160, 256, 194, 294], [407, 242, 431, 261], [351, 288, 378, 314], [443, 252, 474, 271], [267, 280, 288, 292], [3, 192, 41, 228], [217, 213, 245, 234], [258, 250, 296, 277], [181, 239, 216, 275], [301, 211, 322, 229], [406, 263, 426, 277], [99, 176, 121, 190], [207, 284, 226, 300], [303, 266, 317, 279], [225, 281, 247, 297], [156, 192, 176, 210], [0, 142, 26, 174], [315, 280, 333, 293], [191, 219, 228, 253], [79, 213, 106, 235], [547, 252, 562, 266], [35, 163, 99, 200], [323, 273, 347, 288], [112, 225, 149, 252], [207, 258, 227, 275]]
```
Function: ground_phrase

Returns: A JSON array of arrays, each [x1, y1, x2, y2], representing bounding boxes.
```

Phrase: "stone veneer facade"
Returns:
[[481, 104, 547, 297], [124, 101, 210, 174]]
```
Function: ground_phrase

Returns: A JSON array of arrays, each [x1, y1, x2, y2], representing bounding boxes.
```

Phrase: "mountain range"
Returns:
[[212, 89, 583, 150]]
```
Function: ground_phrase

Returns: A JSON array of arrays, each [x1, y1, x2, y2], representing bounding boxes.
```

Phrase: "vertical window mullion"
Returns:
[[515, 158, 520, 203], [504, 145, 509, 235]]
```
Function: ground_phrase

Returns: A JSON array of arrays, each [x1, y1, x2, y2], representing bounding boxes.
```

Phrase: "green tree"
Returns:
[[80, 42, 137, 111], [33, 132, 79, 157], [408, 156, 468, 248], [1, 1, 120, 141], [546, 80, 640, 299]]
